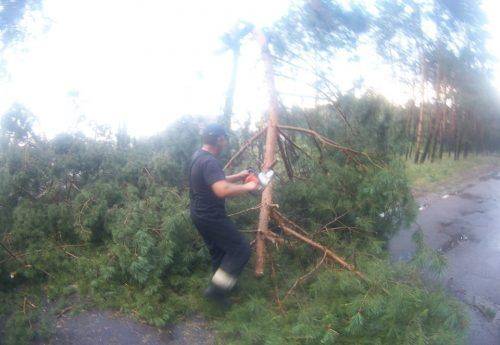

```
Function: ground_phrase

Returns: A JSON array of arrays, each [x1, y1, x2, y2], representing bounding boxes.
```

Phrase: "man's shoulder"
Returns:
[[192, 150, 222, 169]]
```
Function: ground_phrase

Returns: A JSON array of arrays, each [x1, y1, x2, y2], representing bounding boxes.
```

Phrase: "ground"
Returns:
[[33, 312, 214, 345], [390, 167, 500, 344]]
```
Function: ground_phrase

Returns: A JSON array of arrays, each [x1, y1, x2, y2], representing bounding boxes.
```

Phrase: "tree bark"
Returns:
[[420, 112, 434, 164], [414, 54, 427, 164], [430, 62, 443, 163], [254, 31, 280, 277]]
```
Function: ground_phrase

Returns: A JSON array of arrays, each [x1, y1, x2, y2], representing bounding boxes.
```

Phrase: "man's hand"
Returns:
[[244, 180, 260, 192], [225, 169, 251, 183], [237, 169, 251, 180], [212, 178, 260, 198]]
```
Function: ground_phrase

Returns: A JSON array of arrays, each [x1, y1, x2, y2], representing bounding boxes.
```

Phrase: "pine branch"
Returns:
[[277, 136, 294, 181], [0, 241, 52, 277], [224, 126, 267, 170], [278, 125, 384, 169], [283, 251, 327, 301], [270, 208, 365, 281], [279, 130, 313, 161], [227, 204, 262, 217]]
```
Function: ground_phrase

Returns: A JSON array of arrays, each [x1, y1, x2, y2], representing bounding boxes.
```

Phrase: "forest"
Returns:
[[1, 0, 500, 344]]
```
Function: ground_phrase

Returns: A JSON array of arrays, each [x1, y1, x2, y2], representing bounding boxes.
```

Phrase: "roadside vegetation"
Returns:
[[406, 155, 500, 194]]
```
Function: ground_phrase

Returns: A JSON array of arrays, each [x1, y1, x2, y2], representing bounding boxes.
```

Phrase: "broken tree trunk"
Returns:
[[254, 30, 280, 277], [221, 29, 382, 283]]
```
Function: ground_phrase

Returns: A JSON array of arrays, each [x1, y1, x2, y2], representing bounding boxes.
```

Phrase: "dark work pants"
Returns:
[[191, 215, 251, 278]]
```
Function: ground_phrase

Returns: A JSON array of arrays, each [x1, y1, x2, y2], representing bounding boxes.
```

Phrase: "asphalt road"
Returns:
[[45, 311, 214, 345], [390, 170, 500, 345]]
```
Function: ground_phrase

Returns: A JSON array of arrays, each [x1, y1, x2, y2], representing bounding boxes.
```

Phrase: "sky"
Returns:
[[0, 0, 499, 138]]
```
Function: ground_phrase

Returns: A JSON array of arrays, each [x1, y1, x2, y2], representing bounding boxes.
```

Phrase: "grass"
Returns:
[[405, 154, 500, 194]]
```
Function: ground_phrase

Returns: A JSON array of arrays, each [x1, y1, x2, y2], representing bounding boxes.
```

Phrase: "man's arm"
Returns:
[[211, 180, 258, 198], [225, 169, 250, 183]]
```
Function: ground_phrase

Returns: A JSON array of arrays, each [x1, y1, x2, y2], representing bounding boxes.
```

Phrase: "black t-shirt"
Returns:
[[189, 149, 226, 219]]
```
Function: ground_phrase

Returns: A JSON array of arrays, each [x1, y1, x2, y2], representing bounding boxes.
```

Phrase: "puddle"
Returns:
[[458, 192, 484, 202], [419, 203, 429, 211], [438, 233, 478, 253], [479, 172, 500, 181], [460, 209, 485, 216]]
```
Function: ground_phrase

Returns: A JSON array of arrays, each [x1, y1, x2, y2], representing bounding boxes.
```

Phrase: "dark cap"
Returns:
[[202, 123, 227, 138]]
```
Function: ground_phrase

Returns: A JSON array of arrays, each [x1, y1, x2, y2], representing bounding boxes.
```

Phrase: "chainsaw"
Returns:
[[244, 167, 274, 192]]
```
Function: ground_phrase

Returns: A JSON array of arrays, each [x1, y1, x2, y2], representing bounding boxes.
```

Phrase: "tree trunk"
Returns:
[[420, 115, 434, 163], [452, 105, 459, 160], [438, 108, 446, 160], [455, 129, 462, 161], [222, 46, 240, 130], [414, 55, 427, 164], [405, 103, 414, 160], [254, 31, 280, 277]]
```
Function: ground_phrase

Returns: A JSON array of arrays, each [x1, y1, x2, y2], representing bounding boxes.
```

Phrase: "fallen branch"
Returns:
[[316, 212, 348, 233], [278, 125, 383, 169], [304, 113, 326, 164], [278, 130, 313, 161], [64, 250, 78, 259], [57, 306, 73, 318], [0, 241, 52, 278], [269, 253, 286, 314], [228, 204, 262, 217], [321, 226, 358, 233], [264, 231, 285, 245], [273, 209, 311, 237], [0, 244, 88, 264], [277, 137, 294, 181], [25, 298, 37, 309], [143, 167, 156, 183], [283, 252, 327, 301], [270, 209, 366, 281], [278, 125, 358, 153], [0, 240, 23, 263], [58, 244, 88, 248], [224, 126, 267, 170]]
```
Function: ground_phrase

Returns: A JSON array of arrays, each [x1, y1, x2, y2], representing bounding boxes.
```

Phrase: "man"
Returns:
[[189, 123, 259, 306]]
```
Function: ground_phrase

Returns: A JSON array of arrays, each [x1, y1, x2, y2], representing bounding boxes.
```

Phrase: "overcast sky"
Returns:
[[0, 0, 499, 138]]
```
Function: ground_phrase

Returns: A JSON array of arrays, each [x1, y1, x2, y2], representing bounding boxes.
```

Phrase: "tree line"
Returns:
[[219, 0, 500, 162]]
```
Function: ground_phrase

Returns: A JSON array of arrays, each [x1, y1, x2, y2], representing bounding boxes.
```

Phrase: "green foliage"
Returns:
[[0, 107, 466, 344], [277, 159, 415, 241], [0, 289, 56, 345], [215, 253, 466, 345]]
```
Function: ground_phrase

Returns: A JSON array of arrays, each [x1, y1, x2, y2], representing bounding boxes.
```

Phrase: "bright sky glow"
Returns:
[[0, 0, 499, 138]]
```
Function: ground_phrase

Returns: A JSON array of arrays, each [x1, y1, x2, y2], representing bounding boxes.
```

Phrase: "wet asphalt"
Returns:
[[46, 311, 214, 345], [390, 170, 500, 345]]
